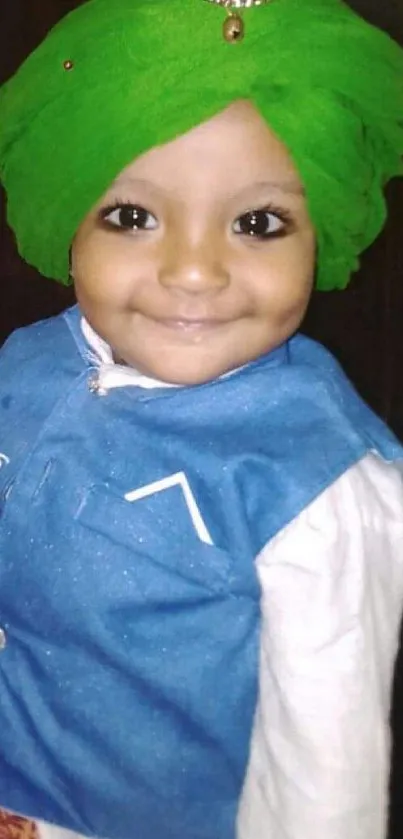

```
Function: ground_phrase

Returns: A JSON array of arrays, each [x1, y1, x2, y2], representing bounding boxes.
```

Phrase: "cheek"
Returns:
[[72, 233, 136, 304], [278, 284, 312, 327], [262, 287, 312, 335], [252, 244, 314, 319]]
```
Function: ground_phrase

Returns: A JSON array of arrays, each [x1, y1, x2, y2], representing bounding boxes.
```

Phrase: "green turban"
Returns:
[[0, 0, 402, 290]]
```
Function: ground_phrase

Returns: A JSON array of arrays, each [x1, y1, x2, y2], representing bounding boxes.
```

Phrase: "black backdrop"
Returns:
[[1, 1, 403, 833]]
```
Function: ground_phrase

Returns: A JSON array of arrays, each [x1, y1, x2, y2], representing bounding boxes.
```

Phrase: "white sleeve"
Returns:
[[238, 453, 403, 839], [36, 823, 88, 839]]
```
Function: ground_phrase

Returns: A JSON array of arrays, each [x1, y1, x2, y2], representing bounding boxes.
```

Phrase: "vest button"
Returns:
[[0, 627, 7, 650], [88, 374, 107, 397]]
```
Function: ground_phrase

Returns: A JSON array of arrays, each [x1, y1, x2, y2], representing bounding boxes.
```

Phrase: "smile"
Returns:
[[151, 317, 231, 334]]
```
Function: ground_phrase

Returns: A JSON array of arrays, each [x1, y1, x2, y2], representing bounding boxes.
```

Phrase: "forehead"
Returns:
[[110, 101, 303, 196]]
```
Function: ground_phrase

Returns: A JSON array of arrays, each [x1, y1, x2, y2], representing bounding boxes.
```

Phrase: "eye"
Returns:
[[100, 203, 158, 231], [232, 208, 289, 239]]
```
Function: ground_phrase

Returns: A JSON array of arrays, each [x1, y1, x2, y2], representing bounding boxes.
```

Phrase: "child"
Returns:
[[0, 1, 403, 838]]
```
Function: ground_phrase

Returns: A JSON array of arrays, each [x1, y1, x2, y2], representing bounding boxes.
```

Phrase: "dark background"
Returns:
[[1, 0, 403, 833]]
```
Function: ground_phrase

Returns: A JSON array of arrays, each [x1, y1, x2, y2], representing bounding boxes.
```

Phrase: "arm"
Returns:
[[238, 453, 403, 839]]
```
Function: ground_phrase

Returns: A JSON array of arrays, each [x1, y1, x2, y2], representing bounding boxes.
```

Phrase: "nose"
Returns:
[[158, 236, 230, 295]]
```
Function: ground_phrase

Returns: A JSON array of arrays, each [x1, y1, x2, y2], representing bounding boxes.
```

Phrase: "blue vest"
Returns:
[[0, 306, 401, 839]]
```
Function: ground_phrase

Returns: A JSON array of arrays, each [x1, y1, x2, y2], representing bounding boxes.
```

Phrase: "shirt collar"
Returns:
[[81, 317, 180, 391]]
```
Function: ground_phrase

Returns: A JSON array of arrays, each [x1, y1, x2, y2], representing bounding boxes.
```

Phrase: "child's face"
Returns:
[[72, 101, 315, 385]]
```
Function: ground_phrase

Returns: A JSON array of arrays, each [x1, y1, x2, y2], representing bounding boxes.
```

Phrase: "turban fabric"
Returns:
[[0, 0, 402, 289]]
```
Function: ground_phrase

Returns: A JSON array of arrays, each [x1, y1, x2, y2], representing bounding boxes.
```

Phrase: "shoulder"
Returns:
[[0, 307, 85, 425], [287, 333, 402, 459], [0, 307, 84, 394], [0, 307, 87, 485], [1, 307, 77, 368]]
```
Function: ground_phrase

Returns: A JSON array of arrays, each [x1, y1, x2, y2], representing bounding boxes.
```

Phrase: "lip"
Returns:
[[151, 317, 231, 333]]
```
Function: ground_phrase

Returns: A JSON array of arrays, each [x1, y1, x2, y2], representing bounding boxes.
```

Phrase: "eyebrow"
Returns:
[[239, 179, 305, 197]]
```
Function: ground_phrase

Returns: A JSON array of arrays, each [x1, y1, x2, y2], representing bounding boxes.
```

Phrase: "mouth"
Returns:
[[150, 316, 232, 334]]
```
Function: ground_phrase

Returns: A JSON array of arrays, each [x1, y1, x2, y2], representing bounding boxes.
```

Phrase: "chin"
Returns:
[[157, 369, 221, 387], [121, 342, 245, 386], [148, 360, 233, 387]]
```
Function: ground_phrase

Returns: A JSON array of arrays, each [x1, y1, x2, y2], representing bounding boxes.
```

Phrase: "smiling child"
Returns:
[[0, 2, 403, 839]]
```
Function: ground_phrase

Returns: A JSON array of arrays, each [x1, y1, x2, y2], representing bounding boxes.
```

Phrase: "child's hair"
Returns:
[[0, 0, 402, 290]]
